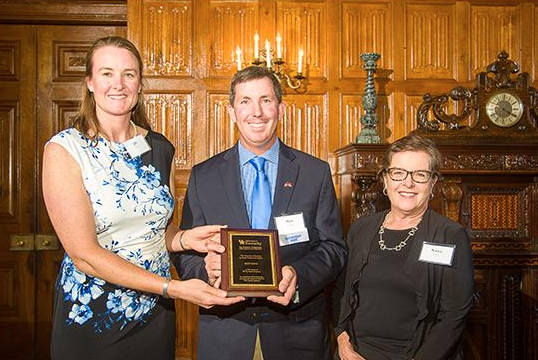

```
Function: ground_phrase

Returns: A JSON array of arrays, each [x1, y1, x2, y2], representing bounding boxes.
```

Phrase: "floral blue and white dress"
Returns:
[[49, 128, 176, 360]]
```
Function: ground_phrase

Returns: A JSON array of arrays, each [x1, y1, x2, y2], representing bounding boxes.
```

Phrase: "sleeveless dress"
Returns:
[[49, 128, 176, 360]]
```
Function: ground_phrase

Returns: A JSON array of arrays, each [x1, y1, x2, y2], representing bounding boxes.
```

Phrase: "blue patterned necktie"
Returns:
[[249, 157, 271, 229]]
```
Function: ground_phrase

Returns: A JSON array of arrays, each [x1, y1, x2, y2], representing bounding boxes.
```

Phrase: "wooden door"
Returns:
[[0, 24, 124, 360], [0, 24, 38, 360]]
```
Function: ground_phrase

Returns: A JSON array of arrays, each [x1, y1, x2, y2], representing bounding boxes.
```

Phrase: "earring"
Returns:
[[383, 187, 388, 196], [430, 192, 434, 199]]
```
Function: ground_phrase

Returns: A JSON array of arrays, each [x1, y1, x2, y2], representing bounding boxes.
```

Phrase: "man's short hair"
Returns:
[[229, 66, 283, 106]]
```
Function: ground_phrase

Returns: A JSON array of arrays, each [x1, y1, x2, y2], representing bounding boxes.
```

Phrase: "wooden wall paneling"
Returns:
[[0, 0, 127, 25], [518, 2, 534, 80], [208, 92, 238, 157], [340, 1, 392, 79], [145, 92, 193, 170], [396, 93, 421, 138], [470, 3, 520, 79], [276, 0, 326, 79], [0, 103, 15, 218], [325, 0, 339, 161], [209, 1, 259, 77], [535, 4, 538, 87], [139, 0, 193, 76], [280, 93, 327, 160], [405, 2, 456, 80], [0, 24, 36, 360], [124, 1, 538, 359], [455, 1, 471, 82]]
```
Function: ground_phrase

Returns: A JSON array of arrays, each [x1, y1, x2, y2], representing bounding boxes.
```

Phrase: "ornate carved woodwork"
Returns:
[[416, 51, 538, 143]]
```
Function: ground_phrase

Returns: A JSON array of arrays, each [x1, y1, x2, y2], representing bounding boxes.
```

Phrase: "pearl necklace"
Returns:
[[378, 212, 421, 251]]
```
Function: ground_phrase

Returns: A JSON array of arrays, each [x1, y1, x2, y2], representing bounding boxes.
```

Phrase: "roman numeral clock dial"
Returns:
[[485, 92, 524, 127]]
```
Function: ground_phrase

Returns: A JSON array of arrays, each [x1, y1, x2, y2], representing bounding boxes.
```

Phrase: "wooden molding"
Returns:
[[0, 0, 127, 25]]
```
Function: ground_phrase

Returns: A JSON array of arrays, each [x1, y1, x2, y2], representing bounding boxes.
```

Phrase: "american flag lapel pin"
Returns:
[[284, 181, 293, 188]]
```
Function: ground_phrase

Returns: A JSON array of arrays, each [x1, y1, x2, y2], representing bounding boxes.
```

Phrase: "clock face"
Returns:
[[485, 92, 523, 127]]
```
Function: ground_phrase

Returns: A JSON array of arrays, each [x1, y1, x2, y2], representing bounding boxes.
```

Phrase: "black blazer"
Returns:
[[172, 140, 346, 359], [335, 209, 474, 360]]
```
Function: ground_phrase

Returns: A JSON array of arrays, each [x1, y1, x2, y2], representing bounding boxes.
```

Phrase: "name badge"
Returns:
[[418, 242, 455, 266], [274, 213, 310, 246], [124, 135, 151, 158]]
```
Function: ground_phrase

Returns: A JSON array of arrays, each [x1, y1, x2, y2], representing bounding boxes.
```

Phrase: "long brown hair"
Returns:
[[71, 36, 151, 141]]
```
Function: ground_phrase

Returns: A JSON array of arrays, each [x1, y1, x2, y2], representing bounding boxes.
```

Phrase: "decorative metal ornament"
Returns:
[[355, 53, 381, 144]]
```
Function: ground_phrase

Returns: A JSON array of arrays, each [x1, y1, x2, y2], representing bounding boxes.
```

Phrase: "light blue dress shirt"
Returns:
[[238, 139, 279, 225]]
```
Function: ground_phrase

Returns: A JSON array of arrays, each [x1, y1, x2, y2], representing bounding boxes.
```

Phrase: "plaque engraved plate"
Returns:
[[220, 228, 282, 297]]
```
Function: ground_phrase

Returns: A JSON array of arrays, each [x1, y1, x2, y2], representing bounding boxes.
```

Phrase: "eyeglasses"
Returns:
[[385, 167, 436, 184]]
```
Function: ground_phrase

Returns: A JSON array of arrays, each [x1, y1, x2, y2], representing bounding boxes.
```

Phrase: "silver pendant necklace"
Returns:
[[378, 212, 421, 251]]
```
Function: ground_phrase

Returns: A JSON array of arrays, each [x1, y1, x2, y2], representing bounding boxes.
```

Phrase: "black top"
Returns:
[[335, 209, 475, 360], [353, 229, 418, 360]]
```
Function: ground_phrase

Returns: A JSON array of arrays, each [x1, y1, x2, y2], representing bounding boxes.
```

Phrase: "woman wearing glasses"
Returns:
[[335, 133, 474, 360]]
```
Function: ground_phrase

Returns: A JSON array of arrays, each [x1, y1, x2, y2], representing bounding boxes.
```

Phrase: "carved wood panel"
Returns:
[[0, 41, 18, 81], [52, 42, 88, 81], [405, 3, 456, 80], [280, 93, 326, 160], [208, 93, 237, 156], [341, 1, 392, 78], [51, 100, 79, 134], [209, 1, 258, 77], [145, 92, 193, 169], [470, 4, 520, 79], [140, 0, 193, 76], [276, 1, 325, 79], [0, 103, 15, 219]]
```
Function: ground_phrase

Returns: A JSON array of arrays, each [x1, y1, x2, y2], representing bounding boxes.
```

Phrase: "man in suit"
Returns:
[[173, 66, 346, 360]]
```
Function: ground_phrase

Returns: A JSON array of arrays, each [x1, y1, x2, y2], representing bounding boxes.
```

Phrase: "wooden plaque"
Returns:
[[220, 228, 282, 297]]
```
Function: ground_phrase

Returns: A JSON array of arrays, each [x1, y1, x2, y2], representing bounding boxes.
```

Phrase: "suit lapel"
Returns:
[[270, 143, 298, 227], [219, 145, 251, 227]]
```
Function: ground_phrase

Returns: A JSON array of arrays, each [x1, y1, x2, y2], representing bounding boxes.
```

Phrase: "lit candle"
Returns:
[[276, 33, 282, 59], [265, 39, 271, 68], [254, 33, 260, 59], [236, 46, 242, 71], [298, 48, 304, 73]]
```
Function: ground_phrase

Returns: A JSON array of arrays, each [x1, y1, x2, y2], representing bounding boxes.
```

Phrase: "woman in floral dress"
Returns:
[[42, 36, 243, 360]]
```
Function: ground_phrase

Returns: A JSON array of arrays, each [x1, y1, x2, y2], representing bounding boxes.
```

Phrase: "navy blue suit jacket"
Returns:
[[172, 141, 346, 359]]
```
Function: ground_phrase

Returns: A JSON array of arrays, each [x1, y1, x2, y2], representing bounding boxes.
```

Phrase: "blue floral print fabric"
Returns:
[[49, 128, 176, 359]]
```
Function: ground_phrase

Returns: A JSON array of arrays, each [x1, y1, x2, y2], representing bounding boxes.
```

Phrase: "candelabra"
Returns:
[[355, 53, 381, 144], [235, 33, 306, 90]]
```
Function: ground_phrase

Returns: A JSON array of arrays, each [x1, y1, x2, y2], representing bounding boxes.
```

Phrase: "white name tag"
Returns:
[[124, 135, 151, 158], [418, 242, 455, 266], [274, 213, 310, 246]]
